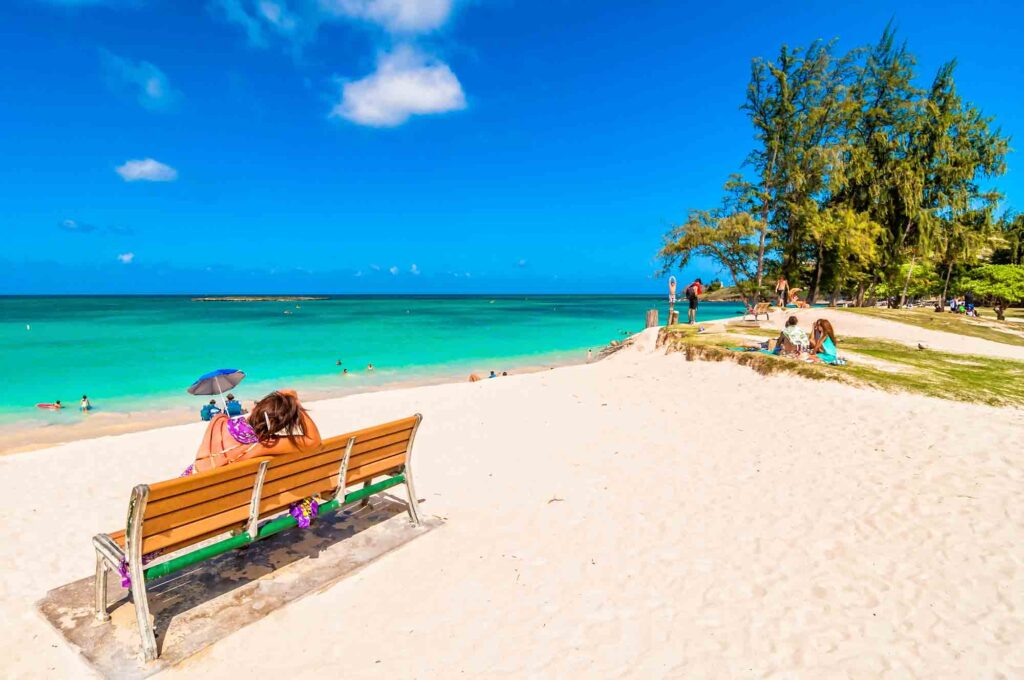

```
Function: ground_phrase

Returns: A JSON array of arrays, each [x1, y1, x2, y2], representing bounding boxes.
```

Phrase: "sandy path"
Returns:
[[760, 308, 1024, 360], [2, 342, 1022, 677]]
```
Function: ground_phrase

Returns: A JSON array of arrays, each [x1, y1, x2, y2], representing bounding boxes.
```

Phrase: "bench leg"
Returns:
[[94, 551, 111, 622], [130, 565, 158, 662], [359, 480, 372, 508], [404, 466, 422, 526]]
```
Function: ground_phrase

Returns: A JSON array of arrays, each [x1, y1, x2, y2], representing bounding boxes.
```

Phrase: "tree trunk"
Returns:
[[855, 282, 866, 307], [866, 271, 880, 307], [754, 147, 778, 295], [899, 253, 917, 308], [940, 260, 954, 302], [808, 243, 824, 304]]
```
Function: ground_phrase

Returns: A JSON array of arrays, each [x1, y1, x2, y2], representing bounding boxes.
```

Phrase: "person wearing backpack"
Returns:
[[684, 278, 704, 324]]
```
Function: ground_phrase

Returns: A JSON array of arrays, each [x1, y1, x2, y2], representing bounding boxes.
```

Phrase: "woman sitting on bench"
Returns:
[[189, 389, 322, 474]]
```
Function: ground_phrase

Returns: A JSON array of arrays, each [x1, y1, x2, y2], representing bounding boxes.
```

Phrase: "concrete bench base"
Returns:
[[38, 497, 441, 679]]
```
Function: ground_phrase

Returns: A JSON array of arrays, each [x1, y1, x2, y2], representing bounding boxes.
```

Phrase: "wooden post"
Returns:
[[645, 309, 659, 328], [668, 309, 679, 325]]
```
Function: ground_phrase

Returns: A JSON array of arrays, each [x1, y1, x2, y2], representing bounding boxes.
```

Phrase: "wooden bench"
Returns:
[[744, 302, 772, 321], [92, 414, 423, 662]]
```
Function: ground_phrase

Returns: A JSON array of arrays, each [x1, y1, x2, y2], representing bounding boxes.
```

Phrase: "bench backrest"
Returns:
[[257, 414, 420, 517], [129, 414, 422, 555], [754, 302, 770, 312], [138, 458, 268, 554]]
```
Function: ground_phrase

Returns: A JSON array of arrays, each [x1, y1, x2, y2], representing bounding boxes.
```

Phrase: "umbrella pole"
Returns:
[[215, 376, 228, 415]]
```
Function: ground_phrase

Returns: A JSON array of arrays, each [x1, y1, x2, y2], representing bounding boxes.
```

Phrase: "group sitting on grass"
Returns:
[[736, 316, 844, 365]]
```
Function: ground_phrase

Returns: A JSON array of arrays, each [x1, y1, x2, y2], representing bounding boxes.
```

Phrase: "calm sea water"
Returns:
[[0, 295, 744, 426]]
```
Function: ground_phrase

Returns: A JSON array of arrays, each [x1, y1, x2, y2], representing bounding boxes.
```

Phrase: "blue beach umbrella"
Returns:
[[188, 369, 246, 410]]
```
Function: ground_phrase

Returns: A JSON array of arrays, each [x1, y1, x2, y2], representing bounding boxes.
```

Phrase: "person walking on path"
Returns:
[[775, 275, 789, 308]]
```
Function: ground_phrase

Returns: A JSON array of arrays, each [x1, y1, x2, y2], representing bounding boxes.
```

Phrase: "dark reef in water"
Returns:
[[191, 296, 328, 302]]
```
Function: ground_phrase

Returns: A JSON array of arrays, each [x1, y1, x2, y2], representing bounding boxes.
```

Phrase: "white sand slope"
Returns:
[[2, 332, 1023, 677]]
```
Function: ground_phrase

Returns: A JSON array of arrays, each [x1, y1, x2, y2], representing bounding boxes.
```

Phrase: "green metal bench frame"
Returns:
[[92, 414, 423, 662]]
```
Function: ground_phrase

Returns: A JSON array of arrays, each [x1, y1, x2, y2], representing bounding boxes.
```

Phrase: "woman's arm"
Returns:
[[194, 414, 233, 473]]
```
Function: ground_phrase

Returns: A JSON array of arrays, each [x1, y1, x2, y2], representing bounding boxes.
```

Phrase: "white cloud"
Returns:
[[331, 46, 465, 127], [101, 50, 180, 111], [388, 265, 399, 275], [59, 219, 97, 233], [322, 0, 453, 33], [115, 158, 178, 182], [410, 263, 420, 275], [117, 252, 135, 264], [369, 263, 381, 271], [258, 0, 299, 34], [211, 0, 268, 46]]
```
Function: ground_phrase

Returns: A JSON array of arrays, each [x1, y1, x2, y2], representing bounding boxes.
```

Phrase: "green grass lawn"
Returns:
[[839, 337, 1024, 406], [658, 325, 1024, 408], [839, 307, 1024, 347]]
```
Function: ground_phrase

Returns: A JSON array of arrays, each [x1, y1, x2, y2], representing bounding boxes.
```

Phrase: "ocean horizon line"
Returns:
[[0, 291, 672, 299]]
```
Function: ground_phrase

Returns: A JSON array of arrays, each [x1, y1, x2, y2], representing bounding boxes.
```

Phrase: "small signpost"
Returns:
[[667, 276, 679, 326]]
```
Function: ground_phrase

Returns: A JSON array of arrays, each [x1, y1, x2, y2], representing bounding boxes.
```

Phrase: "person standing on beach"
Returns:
[[587, 349, 593, 363], [685, 278, 704, 324], [80, 395, 92, 412]]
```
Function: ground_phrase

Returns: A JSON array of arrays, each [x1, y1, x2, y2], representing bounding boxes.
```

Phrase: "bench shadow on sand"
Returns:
[[38, 495, 439, 679]]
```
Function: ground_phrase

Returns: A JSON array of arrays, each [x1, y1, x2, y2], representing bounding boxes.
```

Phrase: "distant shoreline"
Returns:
[[191, 296, 329, 302], [0, 352, 591, 456]]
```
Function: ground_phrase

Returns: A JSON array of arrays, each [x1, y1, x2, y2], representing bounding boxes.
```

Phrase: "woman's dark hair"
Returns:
[[250, 391, 306, 445], [813, 319, 836, 344], [786, 315, 799, 327]]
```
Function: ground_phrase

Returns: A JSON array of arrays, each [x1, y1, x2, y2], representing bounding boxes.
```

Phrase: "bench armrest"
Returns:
[[92, 533, 124, 567]]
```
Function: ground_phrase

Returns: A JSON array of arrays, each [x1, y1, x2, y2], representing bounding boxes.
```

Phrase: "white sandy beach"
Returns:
[[2, 312, 1023, 677]]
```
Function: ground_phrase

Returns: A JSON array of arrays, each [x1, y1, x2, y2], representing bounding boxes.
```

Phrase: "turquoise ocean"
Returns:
[[0, 295, 745, 428]]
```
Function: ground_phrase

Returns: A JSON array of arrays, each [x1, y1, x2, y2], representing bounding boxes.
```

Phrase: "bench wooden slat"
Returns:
[[146, 458, 265, 503], [347, 452, 407, 486], [346, 440, 411, 471], [142, 506, 254, 553]]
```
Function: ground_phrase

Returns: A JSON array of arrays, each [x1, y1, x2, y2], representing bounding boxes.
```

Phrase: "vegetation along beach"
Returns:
[[3, 2, 1024, 678]]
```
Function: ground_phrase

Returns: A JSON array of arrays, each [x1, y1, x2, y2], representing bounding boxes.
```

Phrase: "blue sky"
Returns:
[[2, 0, 1022, 294]]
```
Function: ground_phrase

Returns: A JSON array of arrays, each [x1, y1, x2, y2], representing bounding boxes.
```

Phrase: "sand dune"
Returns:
[[2, 328, 1022, 676]]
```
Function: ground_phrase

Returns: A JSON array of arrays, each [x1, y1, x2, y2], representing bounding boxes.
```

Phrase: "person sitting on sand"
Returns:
[[190, 389, 322, 474], [774, 316, 810, 356], [200, 399, 221, 421], [808, 319, 837, 355], [225, 393, 244, 417]]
